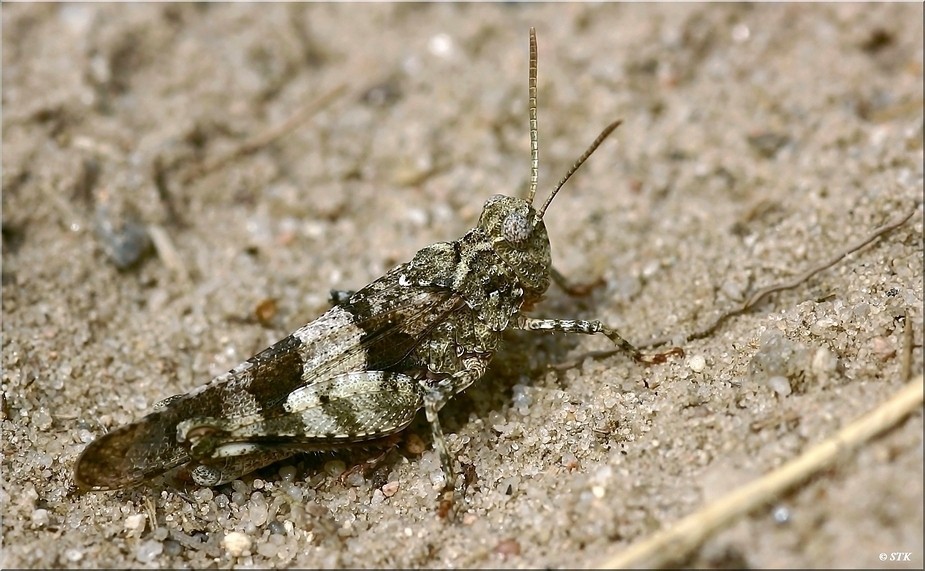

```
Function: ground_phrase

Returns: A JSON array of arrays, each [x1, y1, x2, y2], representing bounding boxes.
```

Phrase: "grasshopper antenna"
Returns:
[[526, 27, 539, 206], [535, 119, 622, 223], [525, 28, 622, 223]]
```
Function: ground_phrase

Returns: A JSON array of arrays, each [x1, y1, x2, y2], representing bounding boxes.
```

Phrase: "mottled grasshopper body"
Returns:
[[75, 29, 676, 494]]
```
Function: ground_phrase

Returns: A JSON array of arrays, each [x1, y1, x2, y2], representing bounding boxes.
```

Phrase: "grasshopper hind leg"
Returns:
[[187, 447, 301, 486]]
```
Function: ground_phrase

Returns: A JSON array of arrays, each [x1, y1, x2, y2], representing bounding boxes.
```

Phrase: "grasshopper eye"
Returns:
[[502, 211, 531, 246]]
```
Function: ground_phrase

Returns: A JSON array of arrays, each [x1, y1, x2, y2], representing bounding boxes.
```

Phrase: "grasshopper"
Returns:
[[74, 28, 679, 495]]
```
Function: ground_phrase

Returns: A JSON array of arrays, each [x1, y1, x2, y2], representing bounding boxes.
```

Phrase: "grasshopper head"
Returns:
[[478, 194, 551, 297], [474, 29, 621, 304]]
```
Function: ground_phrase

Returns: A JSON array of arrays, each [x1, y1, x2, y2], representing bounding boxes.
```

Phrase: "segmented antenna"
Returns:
[[535, 119, 622, 222], [526, 27, 539, 205]]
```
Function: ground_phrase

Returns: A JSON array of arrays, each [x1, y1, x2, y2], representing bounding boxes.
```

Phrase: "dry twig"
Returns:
[[551, 203, 919, 369], [597, 374, 924, 568], [681, 204, 919, 344], [181, 83, 347, 184], [901, 307, 915, 382]]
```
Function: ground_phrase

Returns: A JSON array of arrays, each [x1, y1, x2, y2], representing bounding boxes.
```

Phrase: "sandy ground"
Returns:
[[2, 3, 923, 569]]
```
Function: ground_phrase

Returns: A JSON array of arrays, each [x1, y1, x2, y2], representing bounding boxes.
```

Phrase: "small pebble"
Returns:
[[324, 460, 346, 477], [257, 542, 279, 558], [870, 337, 895, 360], [136, 539, 163, 563], [688, 354, 706, 372], [405, 433, 426, 455], [773, 505, 792, 524], [163, 539, 182, 557], [768, 375, 792, 397], [344, 469, 366, 488], [32, 408, 53, 430], [495, 538, 522, 558], [247, 493, 269, 527], [64, 548, 84, 562], [278, 465, 297, 482], [31, 508, 50, 527], [381, 481, 400, 497], [124, 513, 146, 533], [222, 531, 252, 557]]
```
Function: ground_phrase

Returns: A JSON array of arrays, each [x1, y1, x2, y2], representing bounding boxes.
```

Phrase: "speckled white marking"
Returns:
[[292, 306, 366, 375]]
